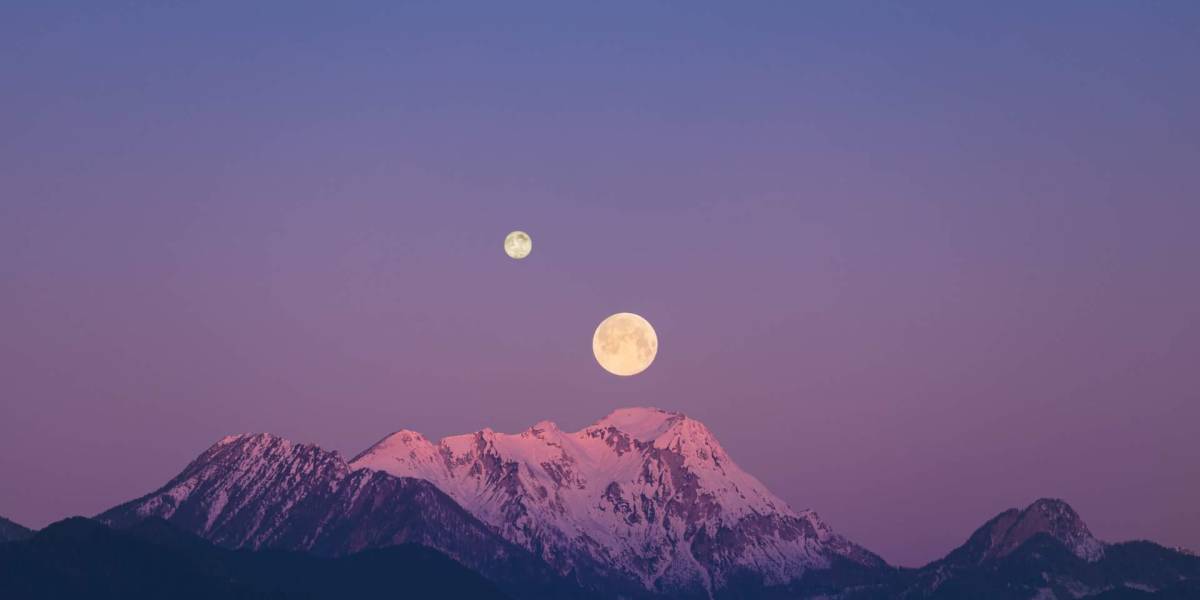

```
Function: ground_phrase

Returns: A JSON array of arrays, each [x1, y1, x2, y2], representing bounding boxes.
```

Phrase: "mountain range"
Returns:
[[897, 498, 1200, 599], [98, 431, 583, 599], [2, 407, 1197, 599], [349, 407, 884, 596]]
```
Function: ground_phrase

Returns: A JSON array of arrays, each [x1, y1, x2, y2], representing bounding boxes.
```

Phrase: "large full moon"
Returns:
[[504, 230, 532, 259], [592, 312, 658, 376]]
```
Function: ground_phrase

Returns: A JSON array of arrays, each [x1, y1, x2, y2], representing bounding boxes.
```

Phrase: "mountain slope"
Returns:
[[941, 498, 1105, 565], [902, 499, 1200, 599], [0, 515, 33, 542], [92, 409, 1200, 599], [351, 407, 887, 597], [0, 517, 510, 600], [97, 433, 587, 600]]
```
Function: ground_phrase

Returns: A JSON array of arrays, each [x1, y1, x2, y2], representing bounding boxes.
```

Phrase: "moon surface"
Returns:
[[592, 312, 658, 376], [504, 230, 532, 259]]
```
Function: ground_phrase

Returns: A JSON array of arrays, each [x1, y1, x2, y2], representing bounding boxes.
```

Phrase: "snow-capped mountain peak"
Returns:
[[592, 406, 686, 442], [350, 407, 883, 595], [98, 432, 576, 600]]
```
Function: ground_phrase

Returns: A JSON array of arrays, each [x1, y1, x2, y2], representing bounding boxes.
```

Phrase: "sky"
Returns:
[[1, 2, 1198, 567]]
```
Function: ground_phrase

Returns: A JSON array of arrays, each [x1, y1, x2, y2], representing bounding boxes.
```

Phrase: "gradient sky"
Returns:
[[2, 2, 1198, 566]]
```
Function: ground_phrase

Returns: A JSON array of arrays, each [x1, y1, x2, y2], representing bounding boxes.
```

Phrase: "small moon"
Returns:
[[592, 312, 658, 376], [504, 230, 532, 259]]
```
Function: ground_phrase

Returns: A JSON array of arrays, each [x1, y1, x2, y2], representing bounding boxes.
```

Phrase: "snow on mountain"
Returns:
[[945, 498, 1106, 565], [87, 410, 1197, 599], [899, 499, 1200, 599], [999, 498, 1106, 562], [97, 433, 582, 600], [350, 406, 884, 596]]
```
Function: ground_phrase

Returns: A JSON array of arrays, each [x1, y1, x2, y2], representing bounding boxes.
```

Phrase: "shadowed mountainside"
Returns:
[[0, 515, 33, 542], [896, 499, 1200, 599], [0, 517, 511, 600], [97, 433, 591, 600]]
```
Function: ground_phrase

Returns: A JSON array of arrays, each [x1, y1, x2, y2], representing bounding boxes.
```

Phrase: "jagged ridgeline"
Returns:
[[95, 408, 1200, 599], [99, 408, 883, 598]]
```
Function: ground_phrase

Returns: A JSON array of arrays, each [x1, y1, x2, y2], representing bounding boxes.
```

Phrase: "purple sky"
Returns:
[[2, 3, 1198, 566]]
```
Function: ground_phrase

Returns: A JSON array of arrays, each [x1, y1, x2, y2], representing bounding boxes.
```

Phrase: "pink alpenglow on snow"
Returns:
[[350, 407, 883, 593]]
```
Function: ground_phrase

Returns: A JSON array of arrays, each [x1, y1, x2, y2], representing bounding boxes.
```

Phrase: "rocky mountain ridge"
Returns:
[[89, 408, 1200, 599], [350, 407, 884, 596], [900, 499, 1198, 599], [98, 432, 586, 599]]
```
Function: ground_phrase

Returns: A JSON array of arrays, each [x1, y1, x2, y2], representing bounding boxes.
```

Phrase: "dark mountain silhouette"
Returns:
[[898, 499, 1200, 599], [0, 516, 510, 600], [939, 498, 1105, 565], [0, 515, 33, 542]]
